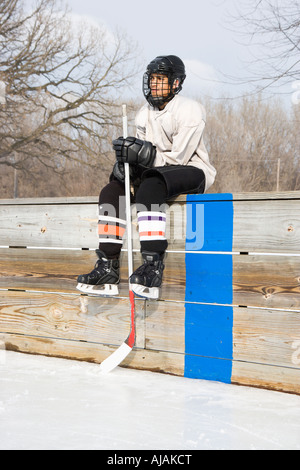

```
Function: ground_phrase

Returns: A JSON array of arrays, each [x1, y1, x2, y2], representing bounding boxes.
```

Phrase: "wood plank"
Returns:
[[2, 291, 298, 371], [145, 301, 185, 354], [1, 195, 300, 253], [0, 197, 99, 205], [0, 200, 187, 251], [0, 290, 146, 349], [145, 303, 300, 371], [0, 333, 185, 377], [233, 254, 300, 309], [0, 190, 299, 206], [0, 247, 138, 295], [0, 247, 186, 300], [0, 202, 99, 248], [232, 361, 300, 395], [182, 197, 300, 254], [166, 252, 300, 308], [190, 191, 300, 201], [233, 199, 300, 253], [1, 248, 300, 309], [233, 307, 300, 370], [160, 197, 300, 253], [226, 190, 300, 201]]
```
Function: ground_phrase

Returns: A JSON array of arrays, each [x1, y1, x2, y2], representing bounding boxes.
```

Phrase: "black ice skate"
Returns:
[[130, 251, 164, 300], [76, 249, 120, 296]]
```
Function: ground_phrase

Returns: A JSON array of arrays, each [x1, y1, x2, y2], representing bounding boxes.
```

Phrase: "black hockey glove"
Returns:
[[112, 161, 140, 185], [112, 136, 156, 168], [112, 161, 126, 183]]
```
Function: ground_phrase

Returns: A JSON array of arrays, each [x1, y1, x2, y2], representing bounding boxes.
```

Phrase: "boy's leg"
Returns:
[[130, 175, 168, 299], [76, 180, 126, 296], [98, 179, 126, 259], [135, 175, 168, 256]]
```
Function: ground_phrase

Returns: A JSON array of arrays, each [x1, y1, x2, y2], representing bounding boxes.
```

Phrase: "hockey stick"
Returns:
[[99, 104, 136, 373]]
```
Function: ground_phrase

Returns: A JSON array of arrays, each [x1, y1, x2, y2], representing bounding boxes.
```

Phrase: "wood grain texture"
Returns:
[[233, 199, 300, 253], [233, 307, 300, 369], [231, 361, 300, 394], [2, 248, 299, 308], [233, 254, 300, 309], [0, 290, 146, 349], [0, 199, 187, 251], [144, 300, 185, 354], [0, 202, 98, 248]]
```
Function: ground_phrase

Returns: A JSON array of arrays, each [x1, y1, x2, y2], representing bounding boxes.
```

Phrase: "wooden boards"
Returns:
[[0, 192, 299, 394]]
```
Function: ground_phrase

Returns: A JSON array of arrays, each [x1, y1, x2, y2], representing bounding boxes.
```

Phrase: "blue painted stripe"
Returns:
[[185, 193, 234, 202], [184, 194, 234, 383], [185, 356, 233, 384], [185, 253, 233, 305], [186, 193, 234, 252]]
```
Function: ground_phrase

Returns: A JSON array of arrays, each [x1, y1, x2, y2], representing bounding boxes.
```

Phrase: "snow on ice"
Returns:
[[0, 351, 299, 450]]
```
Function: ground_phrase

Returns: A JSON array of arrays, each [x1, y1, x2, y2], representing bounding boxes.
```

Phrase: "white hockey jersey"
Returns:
[[135, 94, 216, 191]]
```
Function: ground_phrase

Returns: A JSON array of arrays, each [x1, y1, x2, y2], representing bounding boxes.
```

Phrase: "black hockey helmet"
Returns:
[[143, 55, 186, 107]]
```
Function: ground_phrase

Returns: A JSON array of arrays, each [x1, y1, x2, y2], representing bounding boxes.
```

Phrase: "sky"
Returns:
[[21, 0, 296, 105], [65, 0, 256, 101]]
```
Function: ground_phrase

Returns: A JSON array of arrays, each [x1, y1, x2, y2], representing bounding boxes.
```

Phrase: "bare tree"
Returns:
[[204, 95, 300, 193], [229, 0, 300, 92], [0, 0, 140, 177]]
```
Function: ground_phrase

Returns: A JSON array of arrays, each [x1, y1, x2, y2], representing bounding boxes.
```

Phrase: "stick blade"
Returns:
[[99, 342, 132, 374]]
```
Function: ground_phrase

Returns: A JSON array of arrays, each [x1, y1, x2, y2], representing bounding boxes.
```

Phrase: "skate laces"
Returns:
[[137, 259, 163, 276], [94, 255, 110, 274]]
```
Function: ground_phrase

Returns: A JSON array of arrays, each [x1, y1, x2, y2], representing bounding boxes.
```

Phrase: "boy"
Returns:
[[77, 55, 216, 299]]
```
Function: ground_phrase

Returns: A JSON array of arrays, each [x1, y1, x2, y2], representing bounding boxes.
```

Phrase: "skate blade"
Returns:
[[76, 283, 119, 297], [130, 283, 160, 300]]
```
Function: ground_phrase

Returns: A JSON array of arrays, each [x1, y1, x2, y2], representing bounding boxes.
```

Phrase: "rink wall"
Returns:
[[0, 191, 299, 394]]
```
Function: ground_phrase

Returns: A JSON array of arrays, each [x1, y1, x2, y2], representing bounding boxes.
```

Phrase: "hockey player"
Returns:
[[77, 55, 216, 299]]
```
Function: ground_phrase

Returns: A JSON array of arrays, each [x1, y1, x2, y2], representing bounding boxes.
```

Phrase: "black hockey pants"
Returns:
[[98, 165, 205, 259]]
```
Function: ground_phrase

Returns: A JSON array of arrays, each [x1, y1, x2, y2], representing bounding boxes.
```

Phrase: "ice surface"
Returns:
[[0, 351, 299, 450]]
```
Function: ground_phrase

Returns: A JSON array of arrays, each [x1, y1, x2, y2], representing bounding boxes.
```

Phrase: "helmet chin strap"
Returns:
[[148, 77, 180, 109], [150, 92, 174, 109]]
